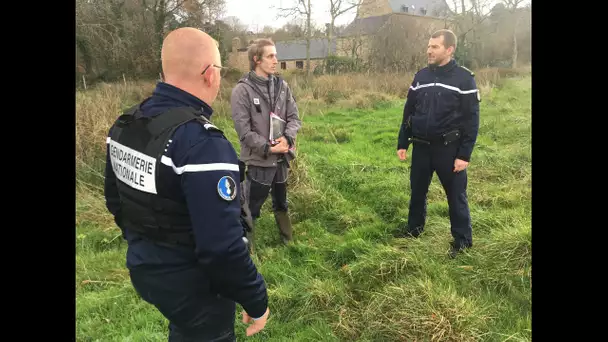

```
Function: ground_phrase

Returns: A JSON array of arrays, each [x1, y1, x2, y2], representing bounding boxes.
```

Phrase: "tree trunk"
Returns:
[[328, 17, 335, 56], [306, 0, 311, 78], [511, 13, 519, 68], [155, 0, 166, 72]]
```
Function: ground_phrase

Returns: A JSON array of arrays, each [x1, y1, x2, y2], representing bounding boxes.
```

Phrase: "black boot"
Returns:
[[246, 218, 256, 254], [394, 225, 423, 238], [448, 240, 472, 258], [274, 211, 293, 244]]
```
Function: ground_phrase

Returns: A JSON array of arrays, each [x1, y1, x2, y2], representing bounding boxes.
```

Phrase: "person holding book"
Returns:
[[230, 38, 302, 246]]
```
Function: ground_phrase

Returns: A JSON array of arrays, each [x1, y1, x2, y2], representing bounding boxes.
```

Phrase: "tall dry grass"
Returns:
[[77, 72, 532, 341], [76, 66, 531, 189]]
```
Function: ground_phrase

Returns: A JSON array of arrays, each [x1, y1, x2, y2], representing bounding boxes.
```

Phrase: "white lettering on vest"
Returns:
[[108, 138, 157, 194]]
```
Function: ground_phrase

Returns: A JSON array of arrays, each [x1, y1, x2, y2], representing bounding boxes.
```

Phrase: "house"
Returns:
[[227, 0, 451, 72], [228, 37, 336, 72]]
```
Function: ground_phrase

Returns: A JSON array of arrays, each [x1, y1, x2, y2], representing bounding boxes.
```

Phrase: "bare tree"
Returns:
[[370, 16, 435, 72], [502, 0, 526, 68], [277, 0, 313, 77], [273, 22, 306, 41], [337, 24, 365, 67], [442, 0, 494, 67], [144, 0, 225, 51], [221, 16, 248, 32], [327, 0, 361, 51], [76, 0, 226, 85], [261, 25, 275, 35]]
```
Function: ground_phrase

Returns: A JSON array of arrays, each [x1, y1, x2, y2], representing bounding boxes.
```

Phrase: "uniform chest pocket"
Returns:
[[440, 90, 460, 113], [415, 92, 431, 114]]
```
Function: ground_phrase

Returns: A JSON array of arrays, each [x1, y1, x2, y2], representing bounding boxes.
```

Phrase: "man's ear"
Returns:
[[203, 69, 214, 86]]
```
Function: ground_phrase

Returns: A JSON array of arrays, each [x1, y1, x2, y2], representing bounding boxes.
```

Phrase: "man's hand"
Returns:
[[242, 308, 270, 336], [276, 136, 288, 146], [397, 149, 407, 161], [270, 139, 289, 154], [454, 159, 469, 172]]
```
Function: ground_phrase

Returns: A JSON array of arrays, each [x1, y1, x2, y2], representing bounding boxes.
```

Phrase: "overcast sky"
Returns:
[[222, 0, 531, 32], [223, 0, 358, 32]]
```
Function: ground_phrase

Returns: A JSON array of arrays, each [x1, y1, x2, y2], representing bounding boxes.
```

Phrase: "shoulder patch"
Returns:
[[197, 116, 223, 133], [203, 123, 221, 132], [217, 176, 237, 201], [460, 65, 475, 76]]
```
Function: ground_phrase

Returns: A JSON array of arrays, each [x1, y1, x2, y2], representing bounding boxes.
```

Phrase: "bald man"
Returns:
[[104, 27, 269, 341]]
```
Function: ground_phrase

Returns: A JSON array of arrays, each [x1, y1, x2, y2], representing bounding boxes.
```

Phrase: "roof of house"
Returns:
[[389, 0, 448, 17], [275, 38, 336, 61], [340, 0, 448, 37], [339, 14, 392, 37]]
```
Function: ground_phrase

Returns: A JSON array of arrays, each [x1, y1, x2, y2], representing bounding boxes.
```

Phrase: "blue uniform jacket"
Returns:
[[397, 59, 480, 161], [104, 82, 268, 319]]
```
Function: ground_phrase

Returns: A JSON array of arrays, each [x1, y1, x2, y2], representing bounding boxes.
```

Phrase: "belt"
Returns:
[[410, 129, 461, 146], [409, 136, 441, 144]]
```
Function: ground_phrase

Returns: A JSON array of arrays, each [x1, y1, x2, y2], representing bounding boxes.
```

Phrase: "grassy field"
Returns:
[[76, 72, 531, 341]]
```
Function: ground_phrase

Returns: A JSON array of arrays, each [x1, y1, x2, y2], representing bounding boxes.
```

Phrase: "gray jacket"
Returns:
[[231, 73, 301, 168]]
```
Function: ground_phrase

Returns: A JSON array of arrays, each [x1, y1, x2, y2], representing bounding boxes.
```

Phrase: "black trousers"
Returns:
[[407, 140, 472, 247], [245, 163, 289, 219], [129, 268, 236, 342]]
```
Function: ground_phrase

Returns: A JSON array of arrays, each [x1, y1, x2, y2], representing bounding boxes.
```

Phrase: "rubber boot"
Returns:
[[247, 219, 256, 254], [274, 211, 293, 244]]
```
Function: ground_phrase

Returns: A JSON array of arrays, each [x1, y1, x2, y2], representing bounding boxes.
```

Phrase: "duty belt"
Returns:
[[409, 130, 461, 146], [409, 136, 441, 145]]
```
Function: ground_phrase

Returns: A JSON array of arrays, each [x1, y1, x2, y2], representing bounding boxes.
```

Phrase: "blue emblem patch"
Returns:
[[217, 176, 237, 201]]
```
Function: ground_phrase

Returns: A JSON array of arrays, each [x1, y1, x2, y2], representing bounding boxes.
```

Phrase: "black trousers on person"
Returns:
[[245, 163, 289, 219], [407, 140, 473, 248], [129, 267, 236, 342]]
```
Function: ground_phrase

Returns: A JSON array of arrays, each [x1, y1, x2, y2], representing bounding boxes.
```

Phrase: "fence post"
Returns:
[[82, 75, 87, 90], [123, 73, 127, 86]]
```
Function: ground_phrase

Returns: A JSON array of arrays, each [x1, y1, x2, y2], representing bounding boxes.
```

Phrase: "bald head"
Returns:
[[160, 27, 222, 104], [161, 27, 219, 81]]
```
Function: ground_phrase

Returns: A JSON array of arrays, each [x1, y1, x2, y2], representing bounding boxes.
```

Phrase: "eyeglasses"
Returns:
[[202, 64, 228, 77]]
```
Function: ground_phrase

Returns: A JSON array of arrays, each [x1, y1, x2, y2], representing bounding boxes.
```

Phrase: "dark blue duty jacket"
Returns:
[[103, 82, 268, 318], [397, 59, 480, 161]]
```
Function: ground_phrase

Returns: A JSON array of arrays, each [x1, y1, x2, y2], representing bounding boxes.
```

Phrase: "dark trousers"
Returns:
[[407, 141, 472, 247], [245, 163, 289, 219], [129, 267, 236, 342]]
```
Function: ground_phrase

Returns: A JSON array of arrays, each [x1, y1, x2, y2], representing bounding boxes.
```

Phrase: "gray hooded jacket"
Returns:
[[230, 72, 301, 168]]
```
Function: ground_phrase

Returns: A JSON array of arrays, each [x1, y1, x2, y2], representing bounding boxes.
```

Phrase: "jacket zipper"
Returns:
[[425, 75, 438, 137], [241, 79, 283, 113]]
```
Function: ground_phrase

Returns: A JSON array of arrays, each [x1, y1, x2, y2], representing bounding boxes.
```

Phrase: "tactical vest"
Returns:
[[108, 105, 214, 247]]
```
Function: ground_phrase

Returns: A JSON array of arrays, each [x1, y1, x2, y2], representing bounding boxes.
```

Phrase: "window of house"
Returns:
[[401, 5, 408, 13], [420, 8, 427, 15], [281, 62, 287, 70], [296, 61, 303, 69]]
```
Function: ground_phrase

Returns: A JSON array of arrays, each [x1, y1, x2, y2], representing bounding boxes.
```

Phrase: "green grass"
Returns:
[[76, 75, 531, 341]]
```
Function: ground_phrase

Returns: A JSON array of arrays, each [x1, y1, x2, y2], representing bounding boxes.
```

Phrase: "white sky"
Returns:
[[222, 0, 531, 32], [223, 0, 358, 32]]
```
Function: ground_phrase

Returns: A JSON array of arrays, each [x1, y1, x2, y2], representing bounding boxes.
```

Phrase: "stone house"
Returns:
[[227, 0, 452, 72]]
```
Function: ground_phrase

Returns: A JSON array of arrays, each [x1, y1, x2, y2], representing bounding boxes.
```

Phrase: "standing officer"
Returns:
[[230, 38, 302, 246], [396, 29, 480, 258], [104, 27, 269, 341]]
